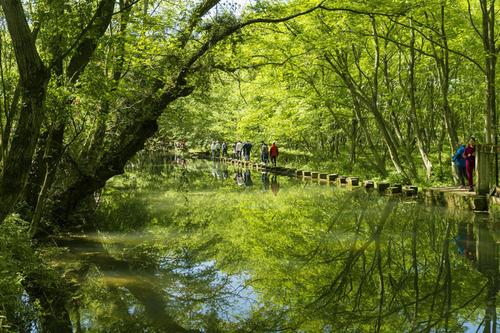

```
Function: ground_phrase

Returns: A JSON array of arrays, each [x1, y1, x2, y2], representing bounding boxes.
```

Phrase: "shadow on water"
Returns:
[[8, 155, 499, 332]]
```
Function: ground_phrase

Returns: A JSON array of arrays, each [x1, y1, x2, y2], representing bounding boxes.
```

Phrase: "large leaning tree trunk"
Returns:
[[0, 0, 50, 222]]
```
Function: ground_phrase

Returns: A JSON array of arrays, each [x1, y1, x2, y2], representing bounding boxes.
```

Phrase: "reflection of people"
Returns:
[[452, 143, 466, 188], [244, 169, 253, 186], [271, 174, 279, 195], [211, 161, 221, 179], [261, 172, 270, 191], [270, 142, 279, 167], [222, 165, 228, 180], [455, 222, 476, 260], [234, 169, 244, 186], [464, 137, 475, 192], [465, 223, 476, 261], [455, 223, 466, 255]]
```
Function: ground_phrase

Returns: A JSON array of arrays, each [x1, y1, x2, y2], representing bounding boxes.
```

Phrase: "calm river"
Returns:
[[51, 154, 499, 332]]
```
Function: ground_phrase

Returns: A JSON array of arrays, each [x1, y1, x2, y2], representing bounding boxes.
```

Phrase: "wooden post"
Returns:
[[476, 144, 491, 195]]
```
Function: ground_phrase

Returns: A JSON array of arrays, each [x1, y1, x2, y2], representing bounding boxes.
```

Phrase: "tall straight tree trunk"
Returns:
[[350, 118, 357, 164], [350, 93, 387, 176], [427, 6, 459, 149], [480, 0, 498, 186], [369, 16, 409, 181], [408, 19, 432, 180]]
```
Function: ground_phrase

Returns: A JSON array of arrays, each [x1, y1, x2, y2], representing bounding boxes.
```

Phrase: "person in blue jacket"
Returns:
[[452, 143, 466, 188]]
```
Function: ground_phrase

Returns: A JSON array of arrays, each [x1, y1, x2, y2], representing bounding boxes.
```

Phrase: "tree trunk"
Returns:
[[0, 0, 50, 221], [480, 0, 498, 186], [408, 19, 432, 180]]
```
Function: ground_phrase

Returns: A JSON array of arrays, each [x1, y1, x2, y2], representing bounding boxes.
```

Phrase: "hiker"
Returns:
[[235, 141, 243, 160], [452, 142, 466, 188], [269, 142, 279, 167], [463, 136, 475, 192], [260, 141, 269, 165], [210, 141, 216, 160], [242, 142, 253, 161], [221, 142, 228, 157], [214, 140, 221, 160]]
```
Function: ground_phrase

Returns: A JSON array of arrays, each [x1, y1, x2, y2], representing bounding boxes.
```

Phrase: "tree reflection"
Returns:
[[33, 158, 500, 332]]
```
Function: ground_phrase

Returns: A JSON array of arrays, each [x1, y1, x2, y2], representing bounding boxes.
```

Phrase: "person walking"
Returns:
[[210, 141, 216, 160], [452, 143, 466, 188], [221, 142, 228, 157], [463, 137, 476, 192], [235, 141, 243, 160], [214, 141, 221, 160], [242, 142, 253, 161], [269, 142, 279, 167], [260, 141, 269, 165]]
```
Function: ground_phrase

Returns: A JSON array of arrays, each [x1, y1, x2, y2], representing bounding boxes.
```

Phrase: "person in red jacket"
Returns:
[[269, 142, 279, 167], [463, 136, 475, 192]]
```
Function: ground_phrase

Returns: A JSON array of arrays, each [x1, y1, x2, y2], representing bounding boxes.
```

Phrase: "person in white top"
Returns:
[[235, 141, 243, 160], [210, 141, 216, 159]]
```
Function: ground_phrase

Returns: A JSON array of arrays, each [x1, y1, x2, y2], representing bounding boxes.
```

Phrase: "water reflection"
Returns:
[[15, 157, 499, 332], [270, 174, 279, 196], [261, 172, 270, 191]]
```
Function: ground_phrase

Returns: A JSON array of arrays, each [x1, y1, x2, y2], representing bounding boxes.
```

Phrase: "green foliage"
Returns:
[[153, 0, 494, 185]]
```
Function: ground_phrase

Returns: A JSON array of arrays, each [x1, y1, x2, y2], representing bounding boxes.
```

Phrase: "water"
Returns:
[[45, 156, 500, 332]]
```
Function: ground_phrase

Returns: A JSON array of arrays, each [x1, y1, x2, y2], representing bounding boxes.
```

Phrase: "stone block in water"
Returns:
[[348, 177, 359, 186], [473, 195, 488, 211], [377, 182, 390, 192], [337, 176, 347, 185], [328, 174, 338, 182], [403, 186, 418, 196]]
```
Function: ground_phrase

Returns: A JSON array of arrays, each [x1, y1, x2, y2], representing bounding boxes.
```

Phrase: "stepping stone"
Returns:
[[348, 177, 359, 186], [403, 186, 418, 196], [337, 176, 347, 185], [473, 195, 488, 211], [377, 182, 390, 192], [364, 180, 375, 189], [328, 174, 338, 182]]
